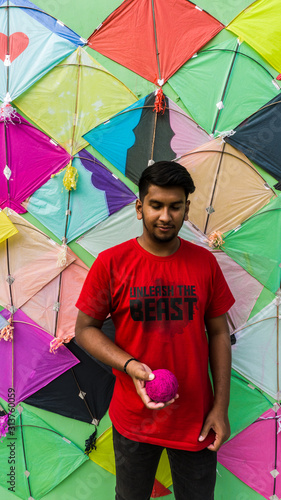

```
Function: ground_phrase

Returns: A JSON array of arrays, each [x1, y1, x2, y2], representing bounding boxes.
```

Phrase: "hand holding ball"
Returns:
[[146, 369, 178, 403]]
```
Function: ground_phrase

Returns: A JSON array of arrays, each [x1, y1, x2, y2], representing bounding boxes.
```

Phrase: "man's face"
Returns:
[[136, 184, 190, 244]]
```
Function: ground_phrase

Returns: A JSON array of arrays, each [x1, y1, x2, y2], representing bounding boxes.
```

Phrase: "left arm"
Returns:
[[198, 313, 231, 451]]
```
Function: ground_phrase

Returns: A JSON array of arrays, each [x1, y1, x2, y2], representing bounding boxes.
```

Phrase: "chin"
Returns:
[[153, 233, 177, 243]]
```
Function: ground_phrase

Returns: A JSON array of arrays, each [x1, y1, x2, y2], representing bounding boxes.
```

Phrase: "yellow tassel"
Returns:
[[63, 162, 78, 191]]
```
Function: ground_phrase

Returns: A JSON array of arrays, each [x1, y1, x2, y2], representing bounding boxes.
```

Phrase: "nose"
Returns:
[[159, 207, 172, 223]]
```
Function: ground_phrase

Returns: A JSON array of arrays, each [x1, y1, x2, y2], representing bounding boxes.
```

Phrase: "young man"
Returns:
[[75, 161, 235, 500]]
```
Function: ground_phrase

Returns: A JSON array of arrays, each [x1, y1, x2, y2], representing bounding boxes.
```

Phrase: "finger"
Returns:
[[198, 423, 211, 442], [207, 443, 217, 451], [146, 395, 178, 409], [134, 369, 155, 382], [138, 387, 165, 408], [207, 439, 221, 452], [146, 401, 165, 409]]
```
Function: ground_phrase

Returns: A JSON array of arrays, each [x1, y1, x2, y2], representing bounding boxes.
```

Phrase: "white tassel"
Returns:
[[56, 244, 67, 268], [0, 102, 17, 123]]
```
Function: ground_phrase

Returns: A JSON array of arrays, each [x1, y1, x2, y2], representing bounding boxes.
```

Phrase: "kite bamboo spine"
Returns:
[[277, 301, 280, 402]]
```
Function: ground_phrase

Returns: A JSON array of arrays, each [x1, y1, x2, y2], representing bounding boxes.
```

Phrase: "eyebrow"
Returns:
[[149, 199, 184, 205]]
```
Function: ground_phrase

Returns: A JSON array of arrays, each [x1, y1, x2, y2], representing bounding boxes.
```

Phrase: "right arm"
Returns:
[[75, 310, 176, 409]]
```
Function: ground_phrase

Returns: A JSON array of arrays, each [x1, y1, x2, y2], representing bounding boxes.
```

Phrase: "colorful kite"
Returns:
[[0, 0, 85, 103], [0, 111, 71, 213], [231, 296, 281, 400], [227, 0, 281, 73], [0, 210, 74, 311], [176, 137, 276, 235], [21, 250, 89, 342], [168, 31, 281, 136], [0, 404, 88, 500], [24, 149, 137, 242], [0, 209, 17, 242], [0, 308, 79, 405], [87, 0, 224, 85], [25, 334, 115, 425], [15, 46, 137, 155], [84, 90, 211, 184], [226, 94, 281, 183], [218, 406, 281, 500], [222, 195, 281, 294], [0, 0, 280, 498]]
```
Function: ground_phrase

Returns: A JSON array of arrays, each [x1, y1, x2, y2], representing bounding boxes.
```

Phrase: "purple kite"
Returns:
[[0, 111, 71, 213], [0, 308, 79, 405]]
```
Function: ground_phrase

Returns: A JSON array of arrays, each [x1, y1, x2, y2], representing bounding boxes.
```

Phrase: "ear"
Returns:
[[136, 198, 143, 220], [184, 200, 190, 221]]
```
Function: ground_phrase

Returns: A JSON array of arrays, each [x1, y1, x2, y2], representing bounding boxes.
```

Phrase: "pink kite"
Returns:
[[218, 406, 281, 500], [21, 249, 90, 343], [0, 111, 71, 213]]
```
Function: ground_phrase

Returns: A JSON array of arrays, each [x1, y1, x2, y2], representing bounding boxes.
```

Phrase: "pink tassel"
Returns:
[[0, 317, 14, 341], [0, 414, 9, 441], [208, 231, 225, 249], [49, 334, 74, 353]]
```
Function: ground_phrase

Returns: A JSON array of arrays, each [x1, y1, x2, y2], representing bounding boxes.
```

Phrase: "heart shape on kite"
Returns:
[[0, 32, 29, 64]]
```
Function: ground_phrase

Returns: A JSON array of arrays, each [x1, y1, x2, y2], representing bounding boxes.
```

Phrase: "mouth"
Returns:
[[157, 225, 174, 231]]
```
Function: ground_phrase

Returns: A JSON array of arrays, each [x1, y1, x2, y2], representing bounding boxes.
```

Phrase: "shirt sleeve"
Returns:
[[204, 257, 235, 319], [75, 255, 111, 320]]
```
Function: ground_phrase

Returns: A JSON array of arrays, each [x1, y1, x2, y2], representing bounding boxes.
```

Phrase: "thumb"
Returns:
[[132, 363, 155, 381], [198, 422, 211, 443], [136, 370, 155, 382]]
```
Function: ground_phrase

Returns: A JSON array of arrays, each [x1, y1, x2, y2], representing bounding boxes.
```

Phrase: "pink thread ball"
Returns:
[[145, 369, 178, 403]]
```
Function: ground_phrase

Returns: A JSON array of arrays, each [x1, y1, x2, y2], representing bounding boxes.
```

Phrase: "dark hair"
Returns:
[[138, 161, 195, 201]]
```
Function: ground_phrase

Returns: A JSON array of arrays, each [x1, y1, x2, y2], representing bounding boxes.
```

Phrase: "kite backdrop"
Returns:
[[0, 0, 280, 499]]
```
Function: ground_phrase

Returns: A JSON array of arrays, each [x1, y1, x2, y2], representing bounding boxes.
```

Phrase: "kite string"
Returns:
[[8, 320, 54, 333], [233, 316, 278, 335]]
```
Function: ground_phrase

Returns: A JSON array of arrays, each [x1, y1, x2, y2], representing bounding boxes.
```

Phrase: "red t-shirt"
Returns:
[[76, 238, 235, 450]]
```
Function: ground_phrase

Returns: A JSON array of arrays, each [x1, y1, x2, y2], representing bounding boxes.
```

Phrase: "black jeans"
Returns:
[[113, 426, 217, 500]]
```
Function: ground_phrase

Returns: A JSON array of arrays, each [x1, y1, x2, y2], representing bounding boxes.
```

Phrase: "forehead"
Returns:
[[144, 184, 186, 203]]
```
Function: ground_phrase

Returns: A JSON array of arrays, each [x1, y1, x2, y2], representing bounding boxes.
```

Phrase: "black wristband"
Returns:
[[123, 357, 138, 374]]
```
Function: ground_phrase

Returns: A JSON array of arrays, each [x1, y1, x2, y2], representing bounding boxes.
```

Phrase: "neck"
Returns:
[[137, 234, 180, 256]]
